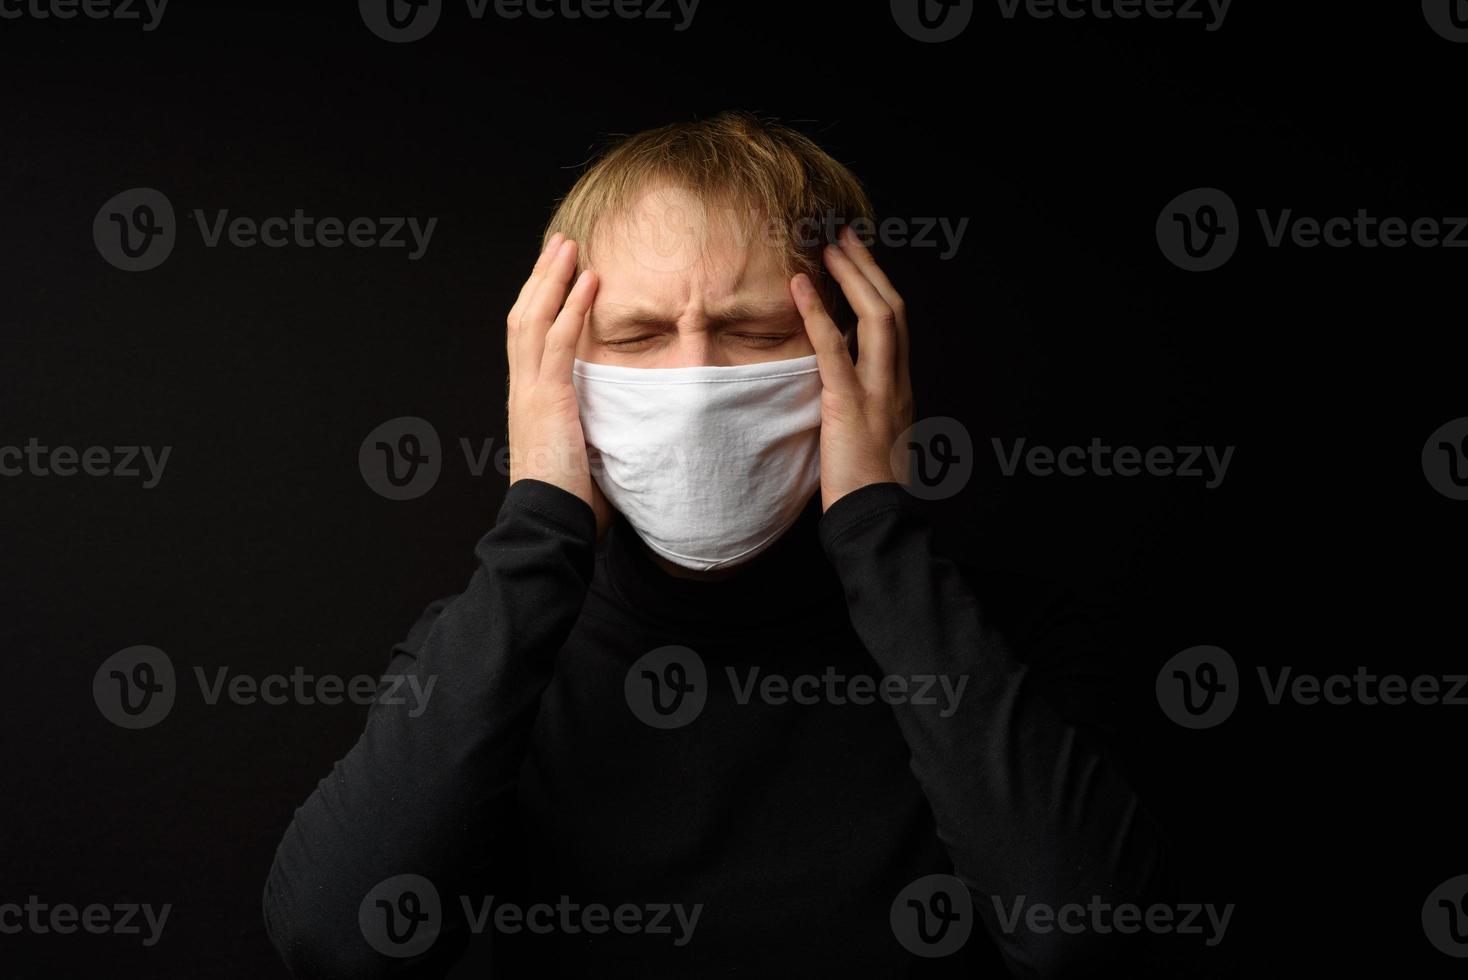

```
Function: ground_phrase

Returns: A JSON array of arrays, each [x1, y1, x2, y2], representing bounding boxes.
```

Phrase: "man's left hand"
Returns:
[[791, 224, 915, 511]]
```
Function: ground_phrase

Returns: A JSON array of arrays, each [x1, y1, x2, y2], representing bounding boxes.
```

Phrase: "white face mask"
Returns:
[[572, 354, 823, 572]]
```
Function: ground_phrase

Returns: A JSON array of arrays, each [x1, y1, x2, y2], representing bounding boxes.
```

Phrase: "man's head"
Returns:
[[543, 111, 873, 367]]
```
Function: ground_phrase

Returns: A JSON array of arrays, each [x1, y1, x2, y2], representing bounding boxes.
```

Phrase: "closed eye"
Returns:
[[729, 331, 798, 347], [602, 334, 662, 349]]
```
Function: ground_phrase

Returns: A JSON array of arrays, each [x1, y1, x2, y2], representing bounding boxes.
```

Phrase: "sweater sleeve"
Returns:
[[818, 482, 1172, 978], [262, 479, 596, 979]]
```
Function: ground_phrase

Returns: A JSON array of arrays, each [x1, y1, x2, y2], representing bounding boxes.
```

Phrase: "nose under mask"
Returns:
[[571, 354, 823, 572]]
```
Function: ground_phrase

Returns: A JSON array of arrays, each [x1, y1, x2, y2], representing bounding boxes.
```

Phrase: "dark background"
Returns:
[[2, 0, 1463, 975]]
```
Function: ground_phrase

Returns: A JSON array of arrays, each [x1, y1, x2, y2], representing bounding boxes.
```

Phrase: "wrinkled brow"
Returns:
[[590, 299, 799, 332]]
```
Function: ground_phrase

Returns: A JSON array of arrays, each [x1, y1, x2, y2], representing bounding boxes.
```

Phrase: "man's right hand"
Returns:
[[506, 233, 613, 538]]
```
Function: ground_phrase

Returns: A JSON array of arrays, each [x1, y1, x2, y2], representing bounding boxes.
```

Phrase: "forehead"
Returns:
[[587, 185, 790, 304]]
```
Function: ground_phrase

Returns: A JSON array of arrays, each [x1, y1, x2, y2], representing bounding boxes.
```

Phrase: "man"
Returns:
[[263, 111, 1169, 978]]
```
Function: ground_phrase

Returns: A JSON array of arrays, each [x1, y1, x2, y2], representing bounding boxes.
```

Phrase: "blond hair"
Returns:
[[543, 111, 874, 326]]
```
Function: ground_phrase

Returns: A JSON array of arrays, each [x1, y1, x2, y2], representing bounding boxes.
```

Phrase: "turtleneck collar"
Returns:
[[595, 491, 846, 633]]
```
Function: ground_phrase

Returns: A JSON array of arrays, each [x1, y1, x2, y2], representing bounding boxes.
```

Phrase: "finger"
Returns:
[[791, 273, 859, 396], [518, 238, 579, 373], [837, 225, 904, 311], [822, 243, 897, 389], [540, 269, 598, 383], [508, 232, 565, 346], [838, 224, 909, 378]]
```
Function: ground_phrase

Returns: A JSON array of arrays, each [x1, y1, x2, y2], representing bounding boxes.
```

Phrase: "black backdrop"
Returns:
[[2, 1, 1464, 975]]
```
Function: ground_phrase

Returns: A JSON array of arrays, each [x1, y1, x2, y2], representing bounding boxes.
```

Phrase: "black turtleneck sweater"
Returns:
[[262, 479, 1170, 978]]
